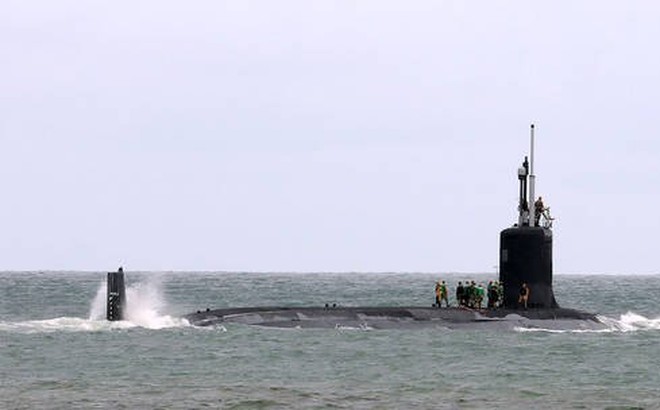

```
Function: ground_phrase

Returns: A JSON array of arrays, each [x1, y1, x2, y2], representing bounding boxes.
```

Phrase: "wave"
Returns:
[[1, 278, 189, 334], [596, 312, 660, 332], [0, 316, 134, 333], [88, 277, 188, 329], [515, 311, 660, 334], [334, 323, 373, 331]]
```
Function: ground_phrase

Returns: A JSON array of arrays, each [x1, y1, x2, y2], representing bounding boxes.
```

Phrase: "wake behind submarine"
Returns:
[[109, 126, 602, 329]]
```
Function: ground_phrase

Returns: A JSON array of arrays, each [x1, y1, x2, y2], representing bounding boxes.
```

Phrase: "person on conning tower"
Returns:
[[534, 196, 545, 226]]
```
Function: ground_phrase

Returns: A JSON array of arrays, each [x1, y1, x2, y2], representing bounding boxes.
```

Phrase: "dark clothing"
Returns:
[[535, 201, 544, 213], [534, 199, 544, 226], [488, 287, 498, 308], [456, 285, 464, 306]]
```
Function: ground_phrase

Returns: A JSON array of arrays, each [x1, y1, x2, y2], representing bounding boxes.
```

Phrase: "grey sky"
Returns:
[[2, 1, 659, 273]]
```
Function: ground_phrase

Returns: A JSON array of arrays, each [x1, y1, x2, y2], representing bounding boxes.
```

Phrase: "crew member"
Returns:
[[487, 281, 497, 308], [440, 281, 449, 307], [467, 281, 476, 308], [456, 282, 465, 307], [475, 283, 485, 309], [534, 196, 545, 226], [435, 281, 442, 307], [518, 283, 530, 309]]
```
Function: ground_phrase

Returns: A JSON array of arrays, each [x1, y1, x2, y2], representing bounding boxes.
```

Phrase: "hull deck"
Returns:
[[184, 306, 602, 330]]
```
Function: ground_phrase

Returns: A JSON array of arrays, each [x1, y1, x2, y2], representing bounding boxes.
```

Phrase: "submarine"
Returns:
[[106, 125, 601, 329], [181, 125, 602, 330]]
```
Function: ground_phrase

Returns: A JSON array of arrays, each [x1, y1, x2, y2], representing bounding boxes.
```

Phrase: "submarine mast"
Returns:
[[529, 124, 536, 228], [500, 124, 558, 309]]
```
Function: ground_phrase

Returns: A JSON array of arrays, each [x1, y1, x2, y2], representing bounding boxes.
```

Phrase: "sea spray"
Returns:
[[597, 312, 660, 332], [2, 275, 189, 333], [123, 277, 187, 329], [88, 277, 176, 327], [515, 312, 660, 333], [88, 281, 106, 320]]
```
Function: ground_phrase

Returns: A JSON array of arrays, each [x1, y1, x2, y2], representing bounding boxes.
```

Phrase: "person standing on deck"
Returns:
[[439, 281, 449, 307], [456, 282, 465, 307], [518, 283, 530, 309], [435, 281, 442, 307]]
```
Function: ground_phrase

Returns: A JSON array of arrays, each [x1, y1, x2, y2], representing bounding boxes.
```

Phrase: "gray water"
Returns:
[[1, 271, 659, 409]]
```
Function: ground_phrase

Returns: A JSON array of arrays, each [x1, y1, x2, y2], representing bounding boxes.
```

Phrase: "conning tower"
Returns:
[[499, 125, 558, 309], [106, 266, 127, 320]]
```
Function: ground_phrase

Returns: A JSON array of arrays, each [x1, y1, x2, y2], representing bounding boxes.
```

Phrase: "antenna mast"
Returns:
[[529, 124, 536, 227]]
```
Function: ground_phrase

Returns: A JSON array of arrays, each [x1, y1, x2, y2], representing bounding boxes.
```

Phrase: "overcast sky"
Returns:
[[2, 1, 659, 274]]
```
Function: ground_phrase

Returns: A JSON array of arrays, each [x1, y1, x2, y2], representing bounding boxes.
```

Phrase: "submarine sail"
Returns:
[[499, 124, 558, 309]]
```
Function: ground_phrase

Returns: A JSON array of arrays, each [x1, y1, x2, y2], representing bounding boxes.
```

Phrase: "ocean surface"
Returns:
[[1, 271, 659, 409]]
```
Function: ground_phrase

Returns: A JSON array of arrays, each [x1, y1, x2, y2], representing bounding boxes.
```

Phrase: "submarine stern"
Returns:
[[106, 267, 126, 321]]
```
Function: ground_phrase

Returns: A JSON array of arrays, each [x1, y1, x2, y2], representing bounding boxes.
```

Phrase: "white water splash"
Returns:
[[0, 317, 135, 333], [89, 276, 189, 329], [515, 326, 613, 334], [515, 311, 660, 334], [596, 312, 660, 332], [0, 278, 189, 334], [88, 281, 107, 320], [333, 323, 373, 331]]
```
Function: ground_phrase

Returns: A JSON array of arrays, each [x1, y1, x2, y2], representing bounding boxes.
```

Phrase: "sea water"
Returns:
[[1, 271, 659, 409]]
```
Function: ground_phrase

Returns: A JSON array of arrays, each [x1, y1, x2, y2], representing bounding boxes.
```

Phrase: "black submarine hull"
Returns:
[[184, 306, 602, 330]]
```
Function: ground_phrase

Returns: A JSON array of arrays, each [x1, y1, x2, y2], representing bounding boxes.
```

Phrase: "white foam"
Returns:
[[121, 278, 188, 329], [0, 317, 133, 334], [1, 277, 189, 334], [88, 281, 107, 321], [514, 311, 660, 334], [597, 312, 660, 332], [333, 323, 373, 331], [514, 326, 612, 334]]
